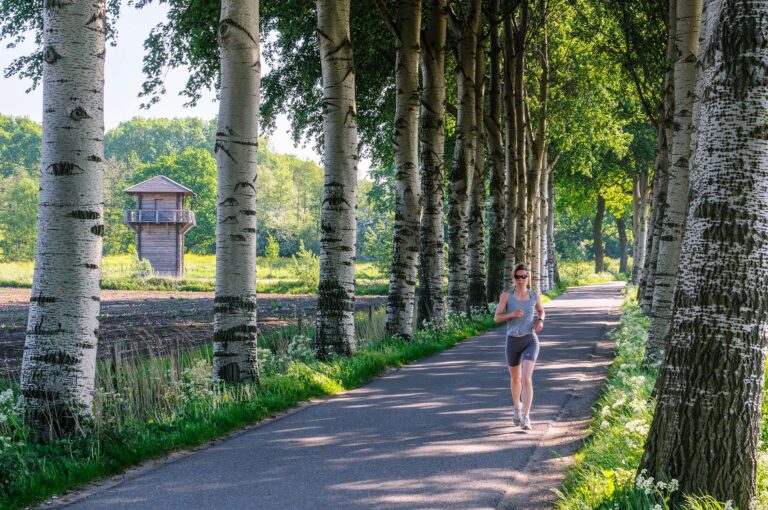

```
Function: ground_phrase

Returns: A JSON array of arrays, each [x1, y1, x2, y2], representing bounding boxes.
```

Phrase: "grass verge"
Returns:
[[0, 310, 496, 510], [554, 288, 768, 509]]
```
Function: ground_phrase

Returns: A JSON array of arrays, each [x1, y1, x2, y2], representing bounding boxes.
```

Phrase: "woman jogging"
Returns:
[[493, 263, 544, 430]]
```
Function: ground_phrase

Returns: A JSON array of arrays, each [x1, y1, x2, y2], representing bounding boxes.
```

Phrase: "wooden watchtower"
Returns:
[[123, 176, 196, 277]]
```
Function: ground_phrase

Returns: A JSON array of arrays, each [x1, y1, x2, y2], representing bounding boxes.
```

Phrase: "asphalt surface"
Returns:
[[52, 282, 624, 510]]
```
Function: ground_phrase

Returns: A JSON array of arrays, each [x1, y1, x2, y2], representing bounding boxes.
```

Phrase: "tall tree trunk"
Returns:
[[640, 0, 677, 313], [548, 166, 559, 286], [593, 194, 605, 274], [502, 15, 519, 289], [379, 0, 422, 340], [213, 0, 261, 383], [418, 0, 447, 327], [486, 0, 506, 303], [315, 0, 358, 357], [447, 0, 482, 314], [616, 216, 628, 274], [645, 0, 702, 365], [527, 0, 548, 291], [20, 0, 106, 441], [539, 159, 550, 291], [467, 37, 486, 310], [513, 1, 529, 266], [631, 172, 650, 284], [640, 3, 768, 505]]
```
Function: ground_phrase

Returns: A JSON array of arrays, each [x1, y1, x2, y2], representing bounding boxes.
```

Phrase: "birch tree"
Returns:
[[20, 0, 106, 440], [446, 0, 482, 314], [314, 0, 359, 357], [640, 0, 676, 313], [373, 0, 422, 340], [467, 37, 486, 310], [212, 0, 260, 383], [640, 2, 768, 504], [418, 0, 447, 326], [644, 0, 702, 365], [485, 0, 507, 303], [503, 13, 520, 288]]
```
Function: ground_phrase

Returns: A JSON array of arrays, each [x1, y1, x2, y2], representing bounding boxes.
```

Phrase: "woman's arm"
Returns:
[[494, 292, 510, 323], [534, 294, 545, 332]]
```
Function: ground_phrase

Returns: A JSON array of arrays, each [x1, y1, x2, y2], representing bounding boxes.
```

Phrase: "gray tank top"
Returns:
[[505, 289, 538, 337]]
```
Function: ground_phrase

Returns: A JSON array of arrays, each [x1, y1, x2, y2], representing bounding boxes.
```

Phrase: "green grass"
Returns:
[[555, 287, 768, 510], [0, 310, 497, 510], [0, 255, 389, 295]]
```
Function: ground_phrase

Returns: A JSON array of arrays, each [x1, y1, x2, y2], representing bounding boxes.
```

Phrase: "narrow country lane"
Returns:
[[47, 282, 623, 510]]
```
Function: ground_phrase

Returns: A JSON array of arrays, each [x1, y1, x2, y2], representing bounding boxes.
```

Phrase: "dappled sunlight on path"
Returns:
[[54, 282, 623, 510]]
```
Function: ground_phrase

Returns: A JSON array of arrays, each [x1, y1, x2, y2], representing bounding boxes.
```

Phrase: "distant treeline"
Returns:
[[0, 115, 383, 262]]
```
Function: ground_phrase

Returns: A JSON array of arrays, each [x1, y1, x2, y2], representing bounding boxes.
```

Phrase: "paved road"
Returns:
[[52, 282, 623, 510]]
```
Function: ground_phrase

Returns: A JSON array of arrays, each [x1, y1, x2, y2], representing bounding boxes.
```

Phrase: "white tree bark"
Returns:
[[631, 173, 650, 284], [418, 0, 447, 327], [539, 162, 549, 292], [447, 0, 482, 315], [502, 14, 519, 289], [486, 0, 506, 303], [213, 0, 260, 383], [380, 0, 421, 340], [315, 0, 358, 357], [467, 38, 486, 310], [547, 166, 557, 286], [640, 2, 768, 504], [645, 0, 702, 365], [20, 0, 106, 440], [639, 0, 676, 313]]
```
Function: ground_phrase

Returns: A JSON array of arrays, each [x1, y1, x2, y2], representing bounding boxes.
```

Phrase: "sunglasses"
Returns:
[[514, 274, 528, 279]]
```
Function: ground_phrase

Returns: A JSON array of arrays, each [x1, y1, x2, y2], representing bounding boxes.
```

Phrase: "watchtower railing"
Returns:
[[124, 209, 196, 225]]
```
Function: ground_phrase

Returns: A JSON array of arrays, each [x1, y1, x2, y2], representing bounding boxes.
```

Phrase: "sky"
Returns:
[[0, 3, 327, 166]]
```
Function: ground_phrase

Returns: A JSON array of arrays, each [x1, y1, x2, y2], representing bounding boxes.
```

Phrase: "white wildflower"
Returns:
[[652, 505, 662, 510], [0, 389, 13, 405], [667, 479, 679, 492], [724, 501, 734, 510], [656, 480, 666, 491]]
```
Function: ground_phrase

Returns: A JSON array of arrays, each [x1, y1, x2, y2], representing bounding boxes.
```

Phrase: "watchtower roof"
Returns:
[[124, 175, 196, 196]]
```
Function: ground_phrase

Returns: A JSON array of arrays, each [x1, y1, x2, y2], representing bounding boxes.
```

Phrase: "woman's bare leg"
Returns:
[[508, 365, 521, 408], [521, 360, 536, 416]]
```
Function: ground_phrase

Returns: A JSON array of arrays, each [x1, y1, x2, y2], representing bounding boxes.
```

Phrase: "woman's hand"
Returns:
[[534, 319, 544, 333], [511, 308, 524, 318]]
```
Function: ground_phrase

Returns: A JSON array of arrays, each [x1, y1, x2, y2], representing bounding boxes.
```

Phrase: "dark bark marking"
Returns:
[[30, 296, 56, 304], [214, 295, 257, 313], [83, 263, 98, 269], [240, 209, 257, 216], [218, 362, 241, 383], [220, 215, 239, 224], [30, 320, 63, 336], [68, 210, 101, 220], [90, 225, 104, 236], [47, 163, 83, 176], [234, 181, 257, 193], [229, 234, 246, 241], [219, 197, 239, 206], [214, 324, 258, 342], [214, 141, 236, 162], [86, 155, 102, 162], [218, 18, 258, 46], [43, 46, 62, 64], [241, 228, 256, 233], [69, 107, 91, 121], [33, 351, 78, 366]]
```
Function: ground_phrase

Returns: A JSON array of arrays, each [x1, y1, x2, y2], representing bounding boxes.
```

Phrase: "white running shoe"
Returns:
[[521, 415, 532, 430], [512, 405, 522, 426]]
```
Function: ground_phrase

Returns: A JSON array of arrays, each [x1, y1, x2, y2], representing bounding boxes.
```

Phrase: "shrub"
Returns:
[[290, 241, 319, 289]]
